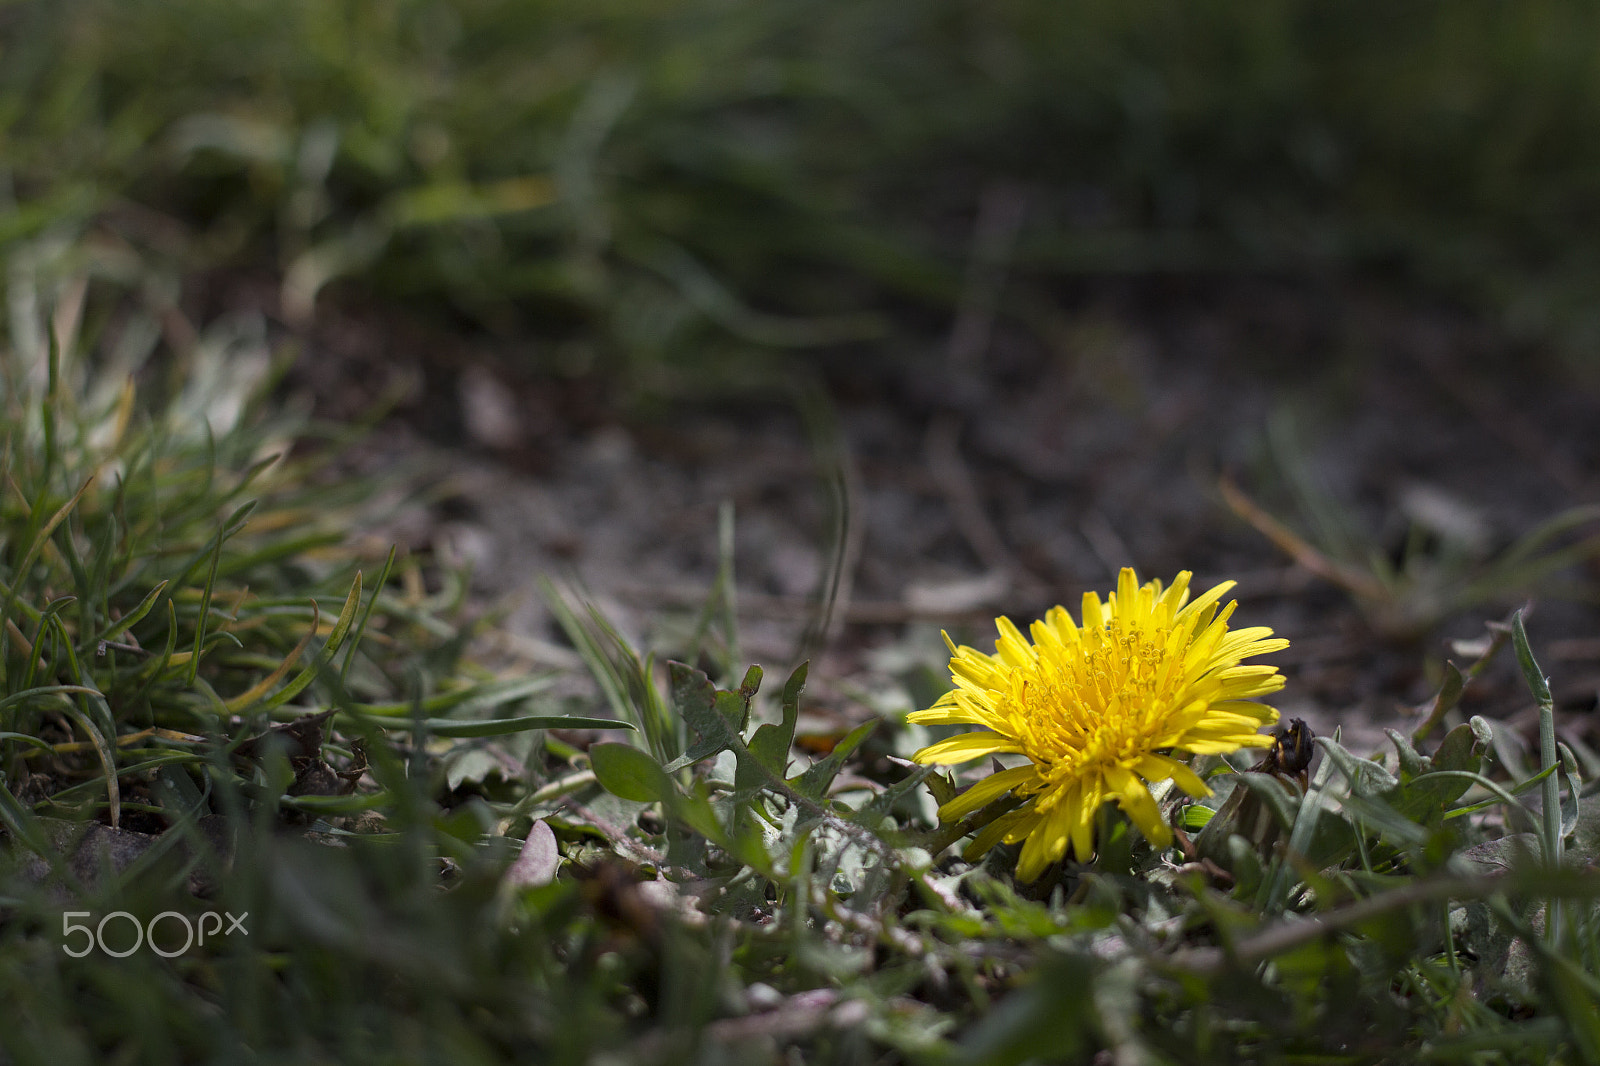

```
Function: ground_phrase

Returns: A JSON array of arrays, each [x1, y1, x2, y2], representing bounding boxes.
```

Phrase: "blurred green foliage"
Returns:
[[9, 0, 1600, 375]]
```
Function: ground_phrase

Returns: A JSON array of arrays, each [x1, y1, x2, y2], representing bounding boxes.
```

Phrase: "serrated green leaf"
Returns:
[[1390, 718, 1493, 816], [781, 660, 808, 714], [853, 762, 938, 824], [663, 661, 740, 770], [925, 769, 958, 807], [714, 689, 747, 733], [794, 720, 876, 800], [746, 723, 790, 779], [747, 660, 806, 779]]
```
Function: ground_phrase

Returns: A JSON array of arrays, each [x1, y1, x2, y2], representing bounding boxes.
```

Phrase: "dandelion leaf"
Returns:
[[664, 661, 742, 770], [1382, 717, 1493, 821], [794, 721, 876, 801], [1385, 729, 1431, 781], [747, 660, 806, 779]]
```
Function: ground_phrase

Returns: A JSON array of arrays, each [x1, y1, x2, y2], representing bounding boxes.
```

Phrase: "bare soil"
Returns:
[[285, 275, 1600, 762]]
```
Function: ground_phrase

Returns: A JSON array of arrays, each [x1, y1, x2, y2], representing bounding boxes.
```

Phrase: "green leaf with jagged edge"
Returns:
[[852, 762, 939, 828], [794, 720, 877, 801], [715, 689, 750, 738], [747, 660, 806, 779], [662, 660, 743, 772], [726, 669, 773, 796], [925, 769, 959, 807], [674, 782, 734, 848]]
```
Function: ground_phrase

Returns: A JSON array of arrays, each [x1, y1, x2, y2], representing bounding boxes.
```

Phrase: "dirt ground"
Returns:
[[285, 275, 1600, 763]]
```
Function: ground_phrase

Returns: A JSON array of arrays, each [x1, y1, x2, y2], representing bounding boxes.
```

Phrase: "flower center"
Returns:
[[1015, 619, 1180, 780]]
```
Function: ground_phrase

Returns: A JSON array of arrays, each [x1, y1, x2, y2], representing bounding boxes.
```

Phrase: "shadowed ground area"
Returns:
[[293, 278, 1600, 762]]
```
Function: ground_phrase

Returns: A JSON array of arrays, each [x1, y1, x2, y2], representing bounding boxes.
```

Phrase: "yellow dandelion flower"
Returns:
[[910, 567, 1289, 881]]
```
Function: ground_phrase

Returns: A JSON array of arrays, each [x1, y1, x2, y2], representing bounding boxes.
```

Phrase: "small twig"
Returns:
[[1218, 473, 1388, 600]]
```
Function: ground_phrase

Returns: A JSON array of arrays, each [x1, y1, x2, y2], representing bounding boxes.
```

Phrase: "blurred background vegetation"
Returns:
[[10, 0, 1600, 384], [8, 4, 1600, 1063]]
